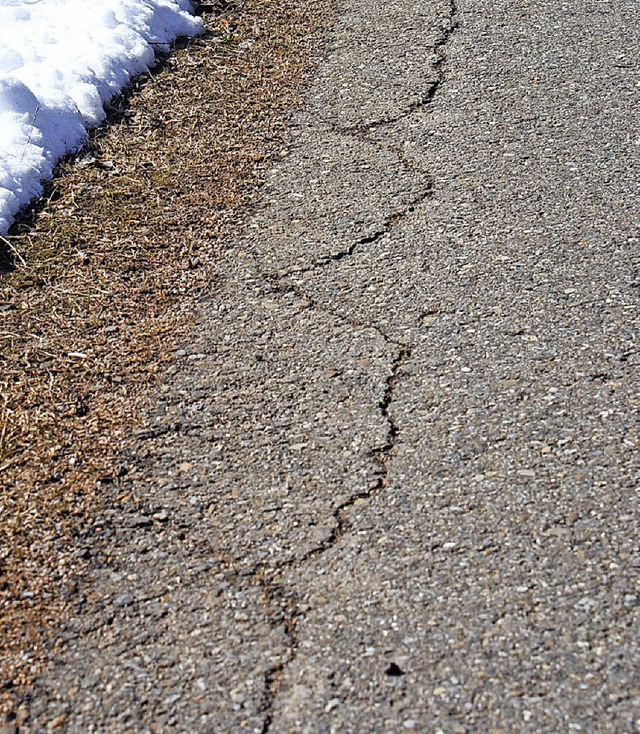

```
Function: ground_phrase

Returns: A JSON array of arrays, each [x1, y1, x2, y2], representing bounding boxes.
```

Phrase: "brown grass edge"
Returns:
[[0, 0, 334, 716]]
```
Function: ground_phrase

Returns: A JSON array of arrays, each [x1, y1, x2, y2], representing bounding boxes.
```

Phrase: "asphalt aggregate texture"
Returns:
[[22, 0, 639, 731]]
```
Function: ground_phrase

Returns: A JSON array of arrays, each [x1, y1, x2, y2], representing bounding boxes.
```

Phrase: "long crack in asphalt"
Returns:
[[256, 2, 460, 727], [340, 0, 459, 133], [21, 0, 640, 728]]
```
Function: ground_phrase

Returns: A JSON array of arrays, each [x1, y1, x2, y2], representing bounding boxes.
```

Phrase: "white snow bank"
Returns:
[[0, 0, 203, 235]]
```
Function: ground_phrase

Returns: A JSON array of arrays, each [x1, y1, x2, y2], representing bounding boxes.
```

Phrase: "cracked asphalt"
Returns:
[[23, 0, 639, 731]]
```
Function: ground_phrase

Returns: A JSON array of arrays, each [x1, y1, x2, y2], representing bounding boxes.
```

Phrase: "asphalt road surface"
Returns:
[[27, 0, 639, 731]]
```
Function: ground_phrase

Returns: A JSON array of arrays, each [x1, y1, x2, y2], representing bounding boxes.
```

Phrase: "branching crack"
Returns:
[[257, 339, 411, 733], [280, 185, 433, 280], [335, 0, 459, 135], [255, 1, 459, 728]]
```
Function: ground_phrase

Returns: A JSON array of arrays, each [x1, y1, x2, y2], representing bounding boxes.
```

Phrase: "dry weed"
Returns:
[[0, 0, 333, 712]]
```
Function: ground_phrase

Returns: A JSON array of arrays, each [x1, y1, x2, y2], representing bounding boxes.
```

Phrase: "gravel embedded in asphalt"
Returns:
[[24, 0, 638, 731]]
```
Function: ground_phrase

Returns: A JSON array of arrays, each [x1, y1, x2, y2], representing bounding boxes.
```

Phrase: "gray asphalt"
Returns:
[[26, 0, 639, 731]]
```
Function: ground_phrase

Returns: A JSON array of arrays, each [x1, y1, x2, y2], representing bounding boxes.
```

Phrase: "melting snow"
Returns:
[[0, 0, 202, 234]]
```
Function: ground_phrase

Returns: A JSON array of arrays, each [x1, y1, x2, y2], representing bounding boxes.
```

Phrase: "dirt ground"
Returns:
[[0, 0, 332, 714]]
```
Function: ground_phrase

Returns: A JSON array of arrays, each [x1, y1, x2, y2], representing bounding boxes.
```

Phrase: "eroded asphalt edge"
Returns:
[[23, 0, 459, 730], [24, 0, 640, 730]]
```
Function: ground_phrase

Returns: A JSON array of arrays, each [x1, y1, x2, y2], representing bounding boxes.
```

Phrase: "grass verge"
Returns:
[[0, 0, 333, 714]]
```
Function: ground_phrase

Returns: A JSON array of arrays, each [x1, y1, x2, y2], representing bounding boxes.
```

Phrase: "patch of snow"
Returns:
[[0, 0, 203, 235]]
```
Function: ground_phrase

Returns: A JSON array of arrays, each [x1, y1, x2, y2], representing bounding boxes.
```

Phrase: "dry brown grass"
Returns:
[[0, 0, 332, 713]]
